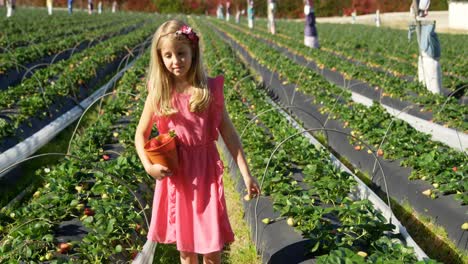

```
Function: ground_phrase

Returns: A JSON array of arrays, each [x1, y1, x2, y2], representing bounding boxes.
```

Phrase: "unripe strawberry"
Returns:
[[262, 218, 271, 224], [75, 185, 83, 193], [45, 252, 53, 260], [422, 189, 432, 196], [462, 222, 468, 230], [287, 217, 295, 227]]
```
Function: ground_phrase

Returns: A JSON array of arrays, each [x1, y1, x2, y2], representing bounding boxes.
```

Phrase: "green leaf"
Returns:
[[311, 241, 320, 252], [106, 219, 116, 234], [84, 216, 94, 224], [42, 234, 54, 242], [25, 246, 32, 257]]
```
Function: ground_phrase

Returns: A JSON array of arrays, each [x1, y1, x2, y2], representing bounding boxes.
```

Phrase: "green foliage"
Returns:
[[152, 0, 184, 14]]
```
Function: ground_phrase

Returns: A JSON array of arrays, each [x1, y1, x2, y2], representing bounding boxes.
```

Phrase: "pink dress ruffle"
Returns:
[[147, 75, 235, 254]]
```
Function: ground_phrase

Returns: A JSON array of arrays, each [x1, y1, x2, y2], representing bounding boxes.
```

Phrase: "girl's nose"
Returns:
[[173, 55, 182, 64]]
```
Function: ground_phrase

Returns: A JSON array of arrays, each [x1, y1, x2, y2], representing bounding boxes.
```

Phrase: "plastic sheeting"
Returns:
[[132, 240, 158, 264], [418, 52, 442, 94]]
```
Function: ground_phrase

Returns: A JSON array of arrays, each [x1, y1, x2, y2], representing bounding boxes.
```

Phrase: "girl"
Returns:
[[134, 20, 260, 264]]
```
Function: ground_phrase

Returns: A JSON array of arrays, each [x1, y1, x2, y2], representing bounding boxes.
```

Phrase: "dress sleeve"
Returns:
[[211, 75, 225, 129]]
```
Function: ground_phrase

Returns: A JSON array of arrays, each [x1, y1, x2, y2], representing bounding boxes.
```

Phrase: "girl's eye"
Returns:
[[178, 52, 185, 56]]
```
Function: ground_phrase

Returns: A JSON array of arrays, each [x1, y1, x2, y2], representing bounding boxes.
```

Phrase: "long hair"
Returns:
[[147, 19, 209, 116]]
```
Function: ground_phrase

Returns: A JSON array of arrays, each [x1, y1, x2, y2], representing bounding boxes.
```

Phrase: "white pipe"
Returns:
[[350, 91, 467, 153]]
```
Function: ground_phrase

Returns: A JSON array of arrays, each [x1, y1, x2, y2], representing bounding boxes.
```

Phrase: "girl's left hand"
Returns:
[[244, 176, 261, 198]]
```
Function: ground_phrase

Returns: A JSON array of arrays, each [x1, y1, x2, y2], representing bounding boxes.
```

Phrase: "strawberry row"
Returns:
[[275, 20, 468, 87], [195, 18, 430, 263], [0, 8, 88, 36], [0, 10, 130, 50], [0, 19, 163, 144], [0, 49, 156, 262], [222, 20, 466, 130], [0, 15, 146, 73], [209, 18, 467, 205]]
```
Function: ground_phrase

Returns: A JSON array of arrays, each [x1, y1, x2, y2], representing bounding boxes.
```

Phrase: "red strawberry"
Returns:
[[84, 208, 95, 216], [102, 154, 110, 160], [452, 167, 457, 172], [377, 149, 384, 157], [58, 242, 71, 254]]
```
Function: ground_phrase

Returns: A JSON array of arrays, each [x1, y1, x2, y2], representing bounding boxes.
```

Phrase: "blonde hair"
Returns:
[[147, 19, 209, 116]]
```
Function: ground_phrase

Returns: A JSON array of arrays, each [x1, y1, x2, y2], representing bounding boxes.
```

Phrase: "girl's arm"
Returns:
[[219, 104, 260, 197], [135, 97, 172, 180]]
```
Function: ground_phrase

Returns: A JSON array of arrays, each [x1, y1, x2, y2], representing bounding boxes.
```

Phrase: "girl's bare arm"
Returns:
[[219, 105, 260, 196], [135, 97, 172, 179]]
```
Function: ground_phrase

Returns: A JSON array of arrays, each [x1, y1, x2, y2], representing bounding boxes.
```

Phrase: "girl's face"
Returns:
[[160, 39, 193, 81]]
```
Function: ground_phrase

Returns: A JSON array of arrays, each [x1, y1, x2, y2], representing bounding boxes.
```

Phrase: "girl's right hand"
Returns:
[[146, 164, 173, 180]]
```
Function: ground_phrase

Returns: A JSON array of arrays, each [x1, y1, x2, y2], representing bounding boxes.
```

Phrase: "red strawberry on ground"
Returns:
[[84, 208, 95, 216], [58, 242, 72, 254], [377, 149, 384, 157]]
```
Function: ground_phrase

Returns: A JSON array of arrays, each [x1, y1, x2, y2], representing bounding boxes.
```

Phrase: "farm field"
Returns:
[[0, 8, 466, 264]]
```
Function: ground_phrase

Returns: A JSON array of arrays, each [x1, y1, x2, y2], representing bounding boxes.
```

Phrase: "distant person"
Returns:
[[226, 1, 230, 21], [410, 0, 441, 94], [236, 9, 244, 24], [351, 9, 356, 24], [411, 0, 430, 18], [98, 1, 102, 14], [216, 3, 224, 19], [68, 0, 73, 14], [46, 0, 53, 15], [112, 1, 117, 13], [304, 0, 319, 48], [6, 0, 15, 18], [375, 9, 381, 27], [267, 0, 276, 34], [88, 0, 93, 15], [247, 0, 254, 29]]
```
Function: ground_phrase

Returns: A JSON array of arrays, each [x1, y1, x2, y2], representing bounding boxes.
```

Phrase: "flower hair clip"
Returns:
[[175, 25, 199, 46]]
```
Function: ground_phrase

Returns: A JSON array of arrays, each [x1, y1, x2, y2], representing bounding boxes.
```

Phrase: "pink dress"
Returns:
[[147, 75, 235, 254]]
